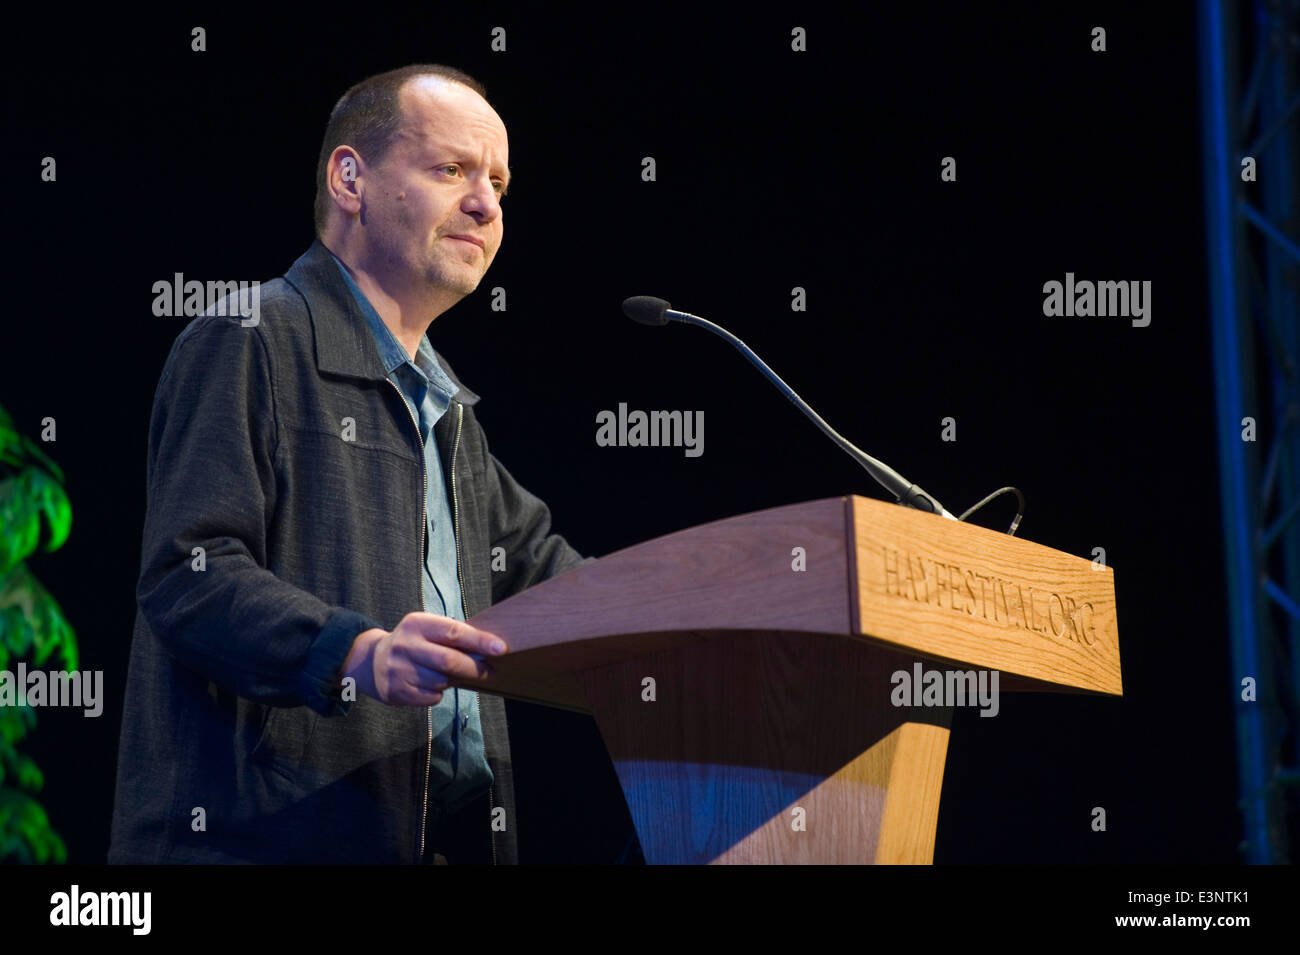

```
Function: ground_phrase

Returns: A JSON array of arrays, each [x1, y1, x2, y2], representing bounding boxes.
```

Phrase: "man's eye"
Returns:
[[436, 165, 461, 177]]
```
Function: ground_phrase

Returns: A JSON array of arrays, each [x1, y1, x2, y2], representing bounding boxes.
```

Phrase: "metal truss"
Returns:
[[1199, 0, 1300, 863]]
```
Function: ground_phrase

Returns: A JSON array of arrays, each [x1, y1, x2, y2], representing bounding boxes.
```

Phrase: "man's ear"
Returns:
[[328, 145, 365, 218]]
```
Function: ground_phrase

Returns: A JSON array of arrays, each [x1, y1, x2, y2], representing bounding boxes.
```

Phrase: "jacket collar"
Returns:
[[284, 238, 481, 406]]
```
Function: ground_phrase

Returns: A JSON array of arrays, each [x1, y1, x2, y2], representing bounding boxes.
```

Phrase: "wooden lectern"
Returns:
[[463, 496, 1122, 864]]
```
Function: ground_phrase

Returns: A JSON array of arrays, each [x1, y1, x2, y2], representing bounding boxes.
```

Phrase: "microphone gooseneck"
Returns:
[[620, 296, 958, 520]]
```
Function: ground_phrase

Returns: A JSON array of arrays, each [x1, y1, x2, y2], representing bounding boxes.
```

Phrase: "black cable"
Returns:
[[957, 486, 1026, 536]]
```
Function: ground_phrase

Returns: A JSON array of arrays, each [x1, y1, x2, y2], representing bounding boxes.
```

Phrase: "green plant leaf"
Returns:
[[0, 475, 39, 576], [29, 468, 71, 553], [0, 405, 21, 469], [0, 787, 64, 864], [0, 469, 70, 576], [0, 565, 78, 672], [28, 578, 78, 671], [0, 707, 38, 789], [0, 404, 71, 866], [13, 753, 43, 791], [17, 433, 65, 487], [2, 607, 34, 659], [0, 609, 10, 669], [0, 404, 66, 485], [0, 703, 35, 746]]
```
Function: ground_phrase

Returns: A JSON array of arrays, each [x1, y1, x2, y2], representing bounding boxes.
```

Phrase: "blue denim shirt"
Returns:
[[329, 251, 492, 814]]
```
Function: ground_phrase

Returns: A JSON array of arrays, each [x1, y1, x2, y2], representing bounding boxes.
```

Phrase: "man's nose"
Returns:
[[462, 177, 502, 221]]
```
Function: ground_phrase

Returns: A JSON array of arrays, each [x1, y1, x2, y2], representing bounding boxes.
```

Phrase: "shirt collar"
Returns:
[[327, 250, 459, 400]]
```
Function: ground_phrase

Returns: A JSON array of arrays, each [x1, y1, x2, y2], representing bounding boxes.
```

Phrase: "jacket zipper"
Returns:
[[385, 378, 433, 864], [448, 403, 496, 865]]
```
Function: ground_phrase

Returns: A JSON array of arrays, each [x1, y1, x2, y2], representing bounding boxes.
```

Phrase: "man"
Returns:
[[109, 64, 589, 864]]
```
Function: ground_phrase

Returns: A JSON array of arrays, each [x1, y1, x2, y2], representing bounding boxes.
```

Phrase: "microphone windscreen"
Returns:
[[622, 295, 671, 326]]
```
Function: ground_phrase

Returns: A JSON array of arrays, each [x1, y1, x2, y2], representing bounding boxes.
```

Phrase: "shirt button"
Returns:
[[461, 712, 469, 730]]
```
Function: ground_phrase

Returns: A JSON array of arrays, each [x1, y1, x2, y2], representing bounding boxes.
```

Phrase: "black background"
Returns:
[[7, 2, 1250, 865]]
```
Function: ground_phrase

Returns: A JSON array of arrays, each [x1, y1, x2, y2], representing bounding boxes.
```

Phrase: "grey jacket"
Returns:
[[109, 239, 588, 864]]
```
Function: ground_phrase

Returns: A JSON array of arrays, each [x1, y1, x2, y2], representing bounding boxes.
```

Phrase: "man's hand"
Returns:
[[342, 613, 508, 706]]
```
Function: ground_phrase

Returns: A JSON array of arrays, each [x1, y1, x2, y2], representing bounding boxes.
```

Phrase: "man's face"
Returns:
[[359, 77, 510, 299]]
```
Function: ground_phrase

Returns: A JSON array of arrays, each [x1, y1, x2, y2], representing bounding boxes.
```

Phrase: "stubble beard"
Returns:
[[423, 254, 482, 297]]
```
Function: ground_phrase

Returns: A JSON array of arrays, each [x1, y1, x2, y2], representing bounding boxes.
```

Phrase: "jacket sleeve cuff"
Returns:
[[299, 607, 385, 717]]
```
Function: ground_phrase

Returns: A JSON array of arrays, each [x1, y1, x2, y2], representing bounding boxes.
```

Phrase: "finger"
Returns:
[[409, 663, 453, 692], [381, 678, 443, 707], [403, 642, 496, 682], [400, 688, 443, 707], [403, 614, 508, 657]]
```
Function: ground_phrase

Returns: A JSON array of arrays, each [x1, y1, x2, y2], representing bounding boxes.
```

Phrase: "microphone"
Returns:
[[622, 296, 672, 326], [620, 295, 958, 520]]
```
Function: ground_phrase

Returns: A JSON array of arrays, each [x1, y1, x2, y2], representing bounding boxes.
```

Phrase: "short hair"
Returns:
[[313, 64, 490, 236]]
